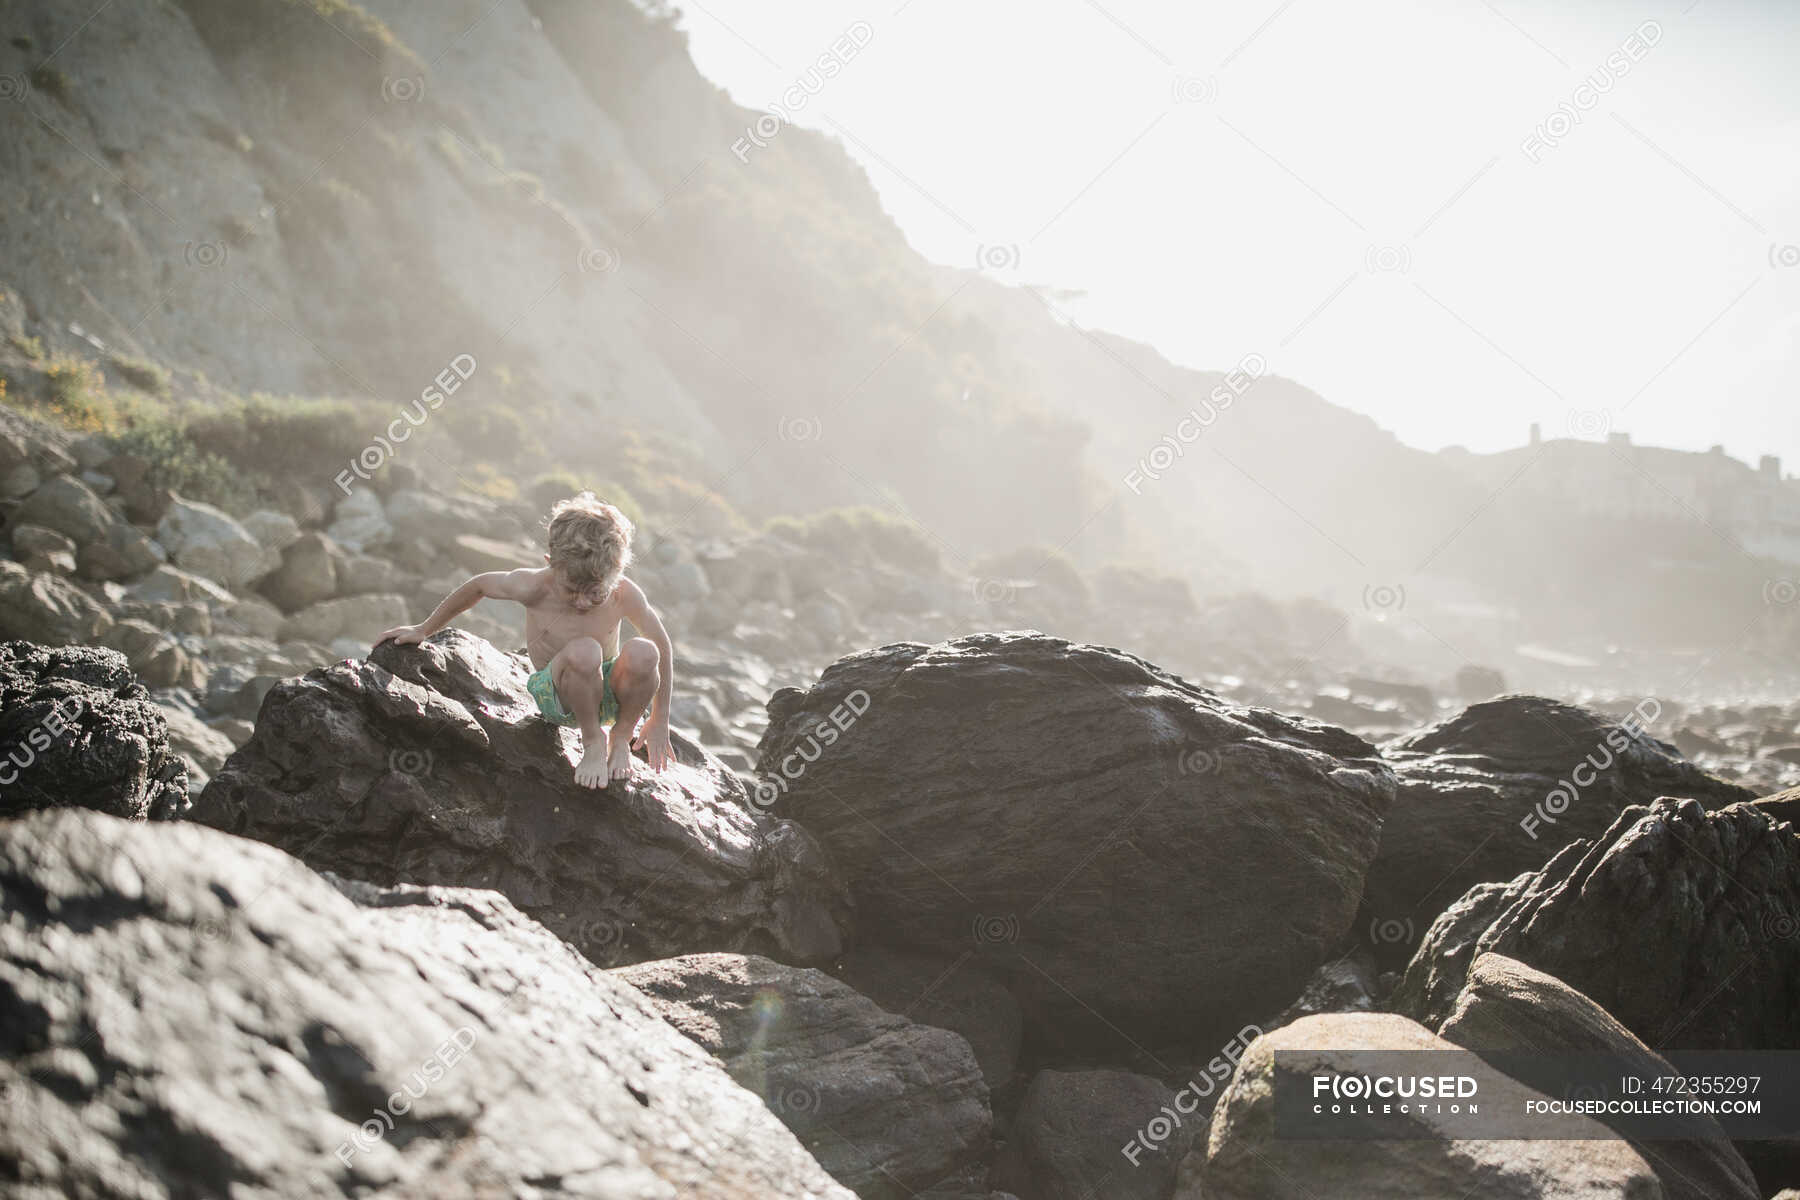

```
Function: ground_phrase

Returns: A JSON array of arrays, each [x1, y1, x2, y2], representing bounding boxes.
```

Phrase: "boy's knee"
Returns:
[[617, 637, 659, 682], [559, 637, 607, 674]]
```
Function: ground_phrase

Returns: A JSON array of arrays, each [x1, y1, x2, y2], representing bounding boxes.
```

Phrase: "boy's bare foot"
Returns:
[[608, 731, 634, 782], [575, 735, 610, 789]]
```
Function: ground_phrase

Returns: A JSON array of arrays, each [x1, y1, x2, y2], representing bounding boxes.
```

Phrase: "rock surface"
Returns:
[[1437, 954, 1758, 1200], [193, 629, 850, 967], [14, 472, 119, 545], [0, 640, 189, 820], [614, 952, 992, 1199], [0, 809, 856, 1198], [1360, 695, 1752, 965], [832, 945, 1024, 1092], [1184, 1013, 1662, 1199], [0, 560, 114, 644], [756, 632, 1395, 1056], [156, 494, 280, 587], [992, 1069, 1192, 1200], [1397, 798, 1800, 1051]]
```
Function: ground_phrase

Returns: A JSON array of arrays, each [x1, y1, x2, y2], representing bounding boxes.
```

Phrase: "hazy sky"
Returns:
[[678, 0, 1800, 469]]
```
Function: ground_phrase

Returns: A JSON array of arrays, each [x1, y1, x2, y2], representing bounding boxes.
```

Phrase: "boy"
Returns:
[[374, 494, 674, 788]]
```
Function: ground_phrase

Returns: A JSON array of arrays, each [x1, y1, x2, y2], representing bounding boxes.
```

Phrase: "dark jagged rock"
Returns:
[[613, 952, 992, 1199], [1359, 695, 1752, 966], [832, 945, 1024, 1092], [992, 1069, 1193, 1200], [1397, 798, 1800, 1052], [0, 640, 189, 820], [1756, 785, 1800, 826], [1260, 948, 1380, 1033], [0, 810, 854, 1198], [1181, 1014, 1661, 1199], [193, 629, 850, 968], [1437, 954, 1759, 1200], [754, 632, 1395, 1059]]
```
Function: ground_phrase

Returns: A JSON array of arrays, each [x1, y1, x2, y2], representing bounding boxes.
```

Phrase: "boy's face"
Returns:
[[562, 573, 607, 611], [548, 558, 607, 611]]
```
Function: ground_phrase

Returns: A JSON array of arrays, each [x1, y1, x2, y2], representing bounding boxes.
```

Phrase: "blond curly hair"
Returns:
[[546, 493, 633, 600]]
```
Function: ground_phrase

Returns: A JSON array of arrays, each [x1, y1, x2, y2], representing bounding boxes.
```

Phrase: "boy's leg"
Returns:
[[551, 637, 611, 788], [606, 637, 661, 781]]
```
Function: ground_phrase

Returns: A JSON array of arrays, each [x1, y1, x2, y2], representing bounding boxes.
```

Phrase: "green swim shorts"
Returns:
[[526, 659, 619, 728]]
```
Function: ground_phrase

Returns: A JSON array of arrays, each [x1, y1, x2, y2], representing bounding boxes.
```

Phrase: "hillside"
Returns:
[[4, 0, 1797, 693]]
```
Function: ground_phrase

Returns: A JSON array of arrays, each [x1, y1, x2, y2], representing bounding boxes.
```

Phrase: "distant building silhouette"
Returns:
[[1449, 430, 1800, 565]]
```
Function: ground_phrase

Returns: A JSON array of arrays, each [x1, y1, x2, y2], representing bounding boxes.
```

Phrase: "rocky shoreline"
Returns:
[[4, 616, 1798, 1197], [6, 405, 1800, 1197]]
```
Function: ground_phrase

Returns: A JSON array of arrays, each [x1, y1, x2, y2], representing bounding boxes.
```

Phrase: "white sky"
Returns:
[[676, 0, 1800, 469]]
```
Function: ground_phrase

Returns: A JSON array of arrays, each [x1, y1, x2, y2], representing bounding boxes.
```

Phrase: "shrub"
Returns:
[[40, 357, 116, 430], [184, 394, 373, 481], [973, 545, 1091, 607], [1094, 564, 1195, 615], [527, 470, 584, 513], [111, 420, 252, 512], [109, 355, 172, 397], [29, 65, 72, 106], [764, 506, 938, 572]]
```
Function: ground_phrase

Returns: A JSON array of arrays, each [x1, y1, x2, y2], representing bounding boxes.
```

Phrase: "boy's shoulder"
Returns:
[[490, 564, 555, 603]]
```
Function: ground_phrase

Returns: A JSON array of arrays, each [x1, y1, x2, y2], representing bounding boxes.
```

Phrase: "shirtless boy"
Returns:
[[374, 494, 673, 787]]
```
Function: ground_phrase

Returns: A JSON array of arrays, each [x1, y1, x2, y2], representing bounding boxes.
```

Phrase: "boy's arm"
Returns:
[[374, 570, 536, 647], [617, 578, 675, 770]]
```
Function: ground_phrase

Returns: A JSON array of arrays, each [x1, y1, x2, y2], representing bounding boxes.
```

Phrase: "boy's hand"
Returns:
[[373, 624, 426, 648], [635, 716, 674, 772]]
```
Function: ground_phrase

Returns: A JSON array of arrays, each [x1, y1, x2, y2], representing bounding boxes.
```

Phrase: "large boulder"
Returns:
[[126, 563, 236, 606], [1361, 696, 1753, 966], [0, 560, 114, 644], [276, 592, 411, 644], [0, 810, 855, 1199], [192, 628, 850, 967], [755, 632, 1395, 1057], [259, 529, 343, 611], [14, 472, 118, 545], [99, 618, 206, 690], [155, 702, 238, 793], [387, 488, 495, 545], [0, 641, 189, 820], [75, 520, 168, 582], [156, 494, 280, 587], [1437, 954, 1758, 1200], [833, 944, 1023, 1091], [614, 952, 992, 1199], [326, 488, 393, 552], [1182, 1013, 1662, 1199], [993, 1069, 1194, 1200], [1396, 798, 1800, 1051]]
